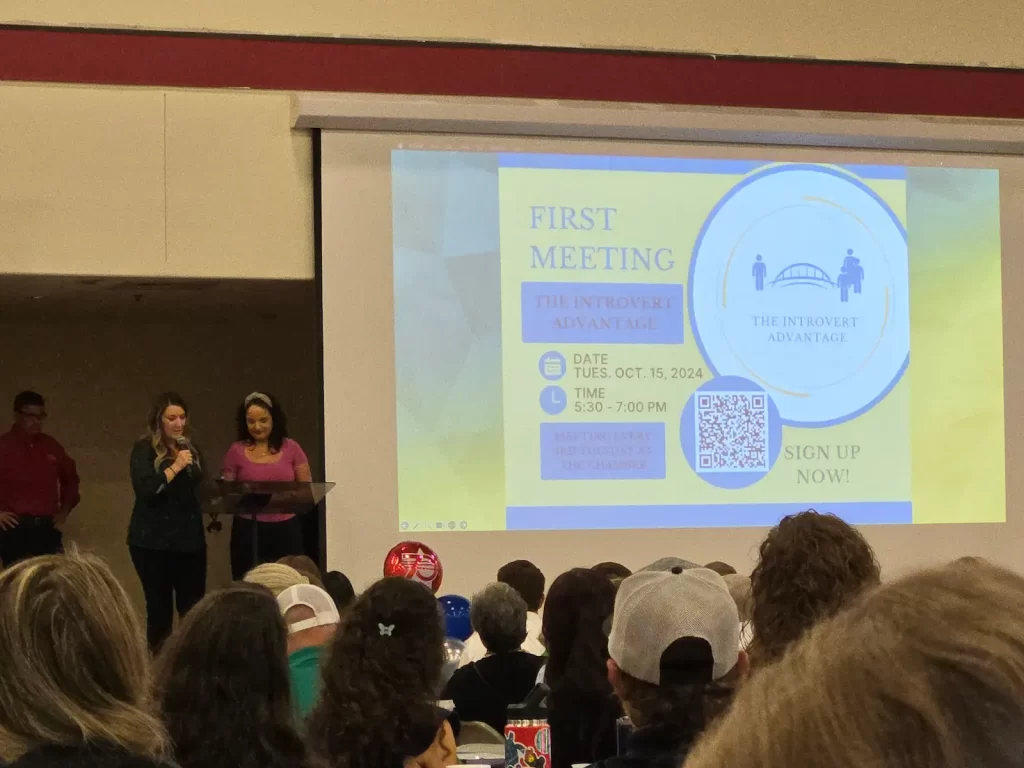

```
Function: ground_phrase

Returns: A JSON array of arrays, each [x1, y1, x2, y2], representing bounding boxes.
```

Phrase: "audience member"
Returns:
[[543, 568, 621, 768], [443, 582, 545, 732], [595, 568, 744, 768], [154, 583, 305, 768], [0, 552, 170, 767], [308, 577, 456, 768], [686, 559, 1024, 768], [703, 561, 737, 577], [0, 391, 80, 566], [322, 570, 356, 611], [277, 555, 324, 588], [277, 583, 341, 720], [245, 562, 310, 596], [722, 574, 753, 650], [462, 560, 546, 665], [128, 392, 206, 651], [749, 509, 880, 666], [592, 562, 633, 581]]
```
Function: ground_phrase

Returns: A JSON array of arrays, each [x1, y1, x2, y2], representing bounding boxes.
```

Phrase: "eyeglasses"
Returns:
[[17, 410, 47, 422]]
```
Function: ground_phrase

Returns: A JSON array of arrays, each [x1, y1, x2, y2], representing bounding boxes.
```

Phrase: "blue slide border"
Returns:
[[497, 153, 907, 180], [506, 501, 912, 530]]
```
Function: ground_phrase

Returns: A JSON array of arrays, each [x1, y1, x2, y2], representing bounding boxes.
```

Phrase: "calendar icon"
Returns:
[[539, 351, 566, 381]]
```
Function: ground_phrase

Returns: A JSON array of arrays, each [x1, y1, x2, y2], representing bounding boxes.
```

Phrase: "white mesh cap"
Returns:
[[276, 584, 341, 634], [608, 568, 739, 685], [639, 557, 701, 573]]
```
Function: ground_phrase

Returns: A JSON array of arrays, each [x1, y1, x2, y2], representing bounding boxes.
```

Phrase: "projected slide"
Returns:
[[391, 152, 1004, 531]]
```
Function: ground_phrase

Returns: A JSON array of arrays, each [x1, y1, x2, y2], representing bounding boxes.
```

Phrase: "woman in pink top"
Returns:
[[221, 392, 313, 579]]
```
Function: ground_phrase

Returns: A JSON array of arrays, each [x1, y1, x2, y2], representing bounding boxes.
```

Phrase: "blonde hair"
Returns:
[[686, 559, 1024, 768], [0, 552, 168, 761], [243, 563, 309, 596]]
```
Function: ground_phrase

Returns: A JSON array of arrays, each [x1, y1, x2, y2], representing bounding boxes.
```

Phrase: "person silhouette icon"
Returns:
[[753, 254, 767, 291], [838, 262, 850, 303], [847, 249, 865, 294]]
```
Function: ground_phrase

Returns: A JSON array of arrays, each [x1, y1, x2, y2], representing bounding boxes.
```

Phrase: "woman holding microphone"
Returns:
[[222, 392, 312, 579], [128, 391, 206, 651]]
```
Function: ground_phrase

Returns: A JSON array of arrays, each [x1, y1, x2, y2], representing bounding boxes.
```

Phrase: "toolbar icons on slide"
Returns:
[[540, 386, 567, 415], [539, 351, 567, 381]]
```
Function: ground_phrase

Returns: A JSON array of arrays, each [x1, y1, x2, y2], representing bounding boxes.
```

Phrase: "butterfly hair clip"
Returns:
[[379, 623, 396, 637]]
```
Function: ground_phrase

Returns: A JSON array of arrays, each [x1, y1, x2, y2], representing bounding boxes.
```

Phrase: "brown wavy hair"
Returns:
[[153, 584, 304, 768], [307, 577, 445, 768], [749, 510, 879, 666], [687, 558, 1024, 768]]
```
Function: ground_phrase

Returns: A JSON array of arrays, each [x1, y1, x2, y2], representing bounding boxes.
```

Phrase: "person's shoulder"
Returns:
[[445, 662, 477, 691], [282, 438, 307, 455], [37, 433, 67, 451], [131, 438, 154, 456], [222, 440, 246, 458]]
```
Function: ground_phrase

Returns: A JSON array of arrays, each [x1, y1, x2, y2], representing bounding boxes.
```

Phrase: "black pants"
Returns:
[[129, 545, 206, 651], [230, 515, 304, 580], [0, 517, 62, 567]]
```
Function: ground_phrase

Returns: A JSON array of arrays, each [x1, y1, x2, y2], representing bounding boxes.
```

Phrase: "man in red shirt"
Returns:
[[0, 391, 80, 567]]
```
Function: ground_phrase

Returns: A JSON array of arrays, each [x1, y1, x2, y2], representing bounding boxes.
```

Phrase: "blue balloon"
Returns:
[[438, 594, 472, 640]]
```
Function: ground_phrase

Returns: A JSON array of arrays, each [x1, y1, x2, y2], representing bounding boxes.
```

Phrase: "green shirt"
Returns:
[[289, 645, 324, 721]]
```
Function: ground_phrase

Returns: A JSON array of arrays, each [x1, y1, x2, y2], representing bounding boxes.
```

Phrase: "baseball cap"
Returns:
[[609, 568, 739, 685], [276, 584, 341, 634], [639, 557, 701, 573]]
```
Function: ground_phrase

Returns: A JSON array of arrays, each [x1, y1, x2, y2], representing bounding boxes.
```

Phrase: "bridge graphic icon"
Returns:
[[769, 262, 835, 289]]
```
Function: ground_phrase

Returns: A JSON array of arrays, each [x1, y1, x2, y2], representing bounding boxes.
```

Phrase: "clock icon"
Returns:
[[540, 386, 567, 415]]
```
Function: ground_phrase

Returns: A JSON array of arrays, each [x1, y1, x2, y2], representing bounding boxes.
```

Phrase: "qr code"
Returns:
[[695, 392, 769, 473]]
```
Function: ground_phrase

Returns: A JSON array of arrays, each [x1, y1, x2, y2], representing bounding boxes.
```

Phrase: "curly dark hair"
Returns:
[[307, 578, 446, 768], [236, 392, 289, 452], [153, 583, 305, 768], [750, 509, 880, 666], [543, 568, 621, 768]]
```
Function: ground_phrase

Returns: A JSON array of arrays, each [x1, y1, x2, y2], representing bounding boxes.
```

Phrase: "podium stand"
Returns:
[[202, 480, 336, 571]]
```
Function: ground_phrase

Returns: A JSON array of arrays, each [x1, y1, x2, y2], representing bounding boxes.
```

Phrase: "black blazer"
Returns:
[[127, 438, 206, 553]]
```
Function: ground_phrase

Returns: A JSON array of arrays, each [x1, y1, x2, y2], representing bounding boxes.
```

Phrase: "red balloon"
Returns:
[[383, 541, 444, 594]]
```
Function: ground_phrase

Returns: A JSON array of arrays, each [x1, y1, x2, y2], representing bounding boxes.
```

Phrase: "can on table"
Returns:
[[504, 719, 551, 768]]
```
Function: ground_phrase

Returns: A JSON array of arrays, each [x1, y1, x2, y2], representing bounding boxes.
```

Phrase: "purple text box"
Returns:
[[522, 282, 684, 344], [541, 422, 666, 480]]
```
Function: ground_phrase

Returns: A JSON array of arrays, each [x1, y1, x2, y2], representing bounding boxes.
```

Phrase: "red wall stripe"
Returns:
[[0, 26, 1022, 118]]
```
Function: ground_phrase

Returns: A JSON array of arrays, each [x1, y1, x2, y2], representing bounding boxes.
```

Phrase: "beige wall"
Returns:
[[0, 83, 313, 279], [0, 0, 1021, 68], [0, 302, 321, 614]]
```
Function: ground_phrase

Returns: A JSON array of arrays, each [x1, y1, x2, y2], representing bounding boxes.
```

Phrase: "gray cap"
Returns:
[[639, 557, 701, 573], [608, 568, 739, 685]]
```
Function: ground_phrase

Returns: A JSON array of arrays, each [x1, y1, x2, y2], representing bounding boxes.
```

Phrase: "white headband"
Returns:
[[244, 392, 273, 408]]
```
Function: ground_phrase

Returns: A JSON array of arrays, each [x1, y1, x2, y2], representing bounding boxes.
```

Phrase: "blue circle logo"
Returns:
[[689, 164, 909, 427]]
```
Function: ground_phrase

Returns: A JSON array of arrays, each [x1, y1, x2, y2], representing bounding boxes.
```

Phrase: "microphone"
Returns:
[[175, 436, 193, 476]]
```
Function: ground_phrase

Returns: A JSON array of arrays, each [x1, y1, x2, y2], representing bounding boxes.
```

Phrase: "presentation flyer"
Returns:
[[391, 150, 1004, 532]]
